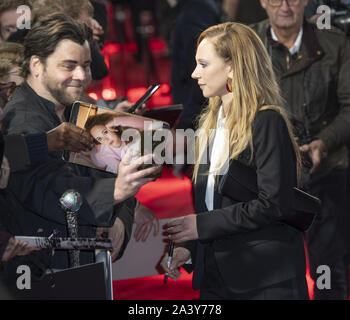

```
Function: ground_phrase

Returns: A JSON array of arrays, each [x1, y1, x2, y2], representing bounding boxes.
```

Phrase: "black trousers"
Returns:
[[199, 246, 309, 300], [200, 277, 309, 300], [305, 169, 348, 300]]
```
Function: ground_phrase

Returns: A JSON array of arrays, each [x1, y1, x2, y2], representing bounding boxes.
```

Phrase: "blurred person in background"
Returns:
[[251, 0, 350, 299], [171, 0, 226, 131], [222, 0, 267, 23], [0, 42, 24, 110], [30, 0, 108, 80], [0, 0, 32, 44]]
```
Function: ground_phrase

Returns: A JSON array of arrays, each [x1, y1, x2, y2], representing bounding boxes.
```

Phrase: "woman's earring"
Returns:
[[226, 78, 232, 93]]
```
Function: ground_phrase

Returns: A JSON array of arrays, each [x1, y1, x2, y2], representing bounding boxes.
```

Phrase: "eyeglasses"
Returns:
[[268, 0, 300, 7]]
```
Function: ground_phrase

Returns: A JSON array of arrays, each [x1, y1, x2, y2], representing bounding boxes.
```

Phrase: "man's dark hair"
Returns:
[[22, 12, 92, 78]]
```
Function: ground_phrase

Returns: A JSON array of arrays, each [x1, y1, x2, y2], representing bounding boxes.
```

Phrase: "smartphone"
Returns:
[[128, 84, 160, 113]]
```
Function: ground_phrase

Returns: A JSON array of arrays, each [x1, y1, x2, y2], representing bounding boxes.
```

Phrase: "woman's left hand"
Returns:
[[165, 214, 198, 243]]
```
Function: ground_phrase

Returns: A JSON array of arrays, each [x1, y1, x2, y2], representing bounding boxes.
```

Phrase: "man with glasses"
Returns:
[[251, 0, 350, 299]]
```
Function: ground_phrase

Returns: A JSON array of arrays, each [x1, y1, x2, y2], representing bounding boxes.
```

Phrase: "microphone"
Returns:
[[60, 189, 83, 268]]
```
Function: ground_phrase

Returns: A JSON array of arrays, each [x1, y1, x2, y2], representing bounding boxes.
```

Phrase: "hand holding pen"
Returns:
[[160, 243, 191, 284], [163, 242, 174, 285]]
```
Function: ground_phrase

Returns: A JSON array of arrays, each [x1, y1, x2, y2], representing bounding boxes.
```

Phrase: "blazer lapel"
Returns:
[[192, 161, 210, 290], [194, 161, 210, 213]]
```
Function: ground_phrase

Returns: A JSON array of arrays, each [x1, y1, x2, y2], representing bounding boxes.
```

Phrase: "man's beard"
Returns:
[[46, 83, 84, 107], [42, 71, 86, 107]]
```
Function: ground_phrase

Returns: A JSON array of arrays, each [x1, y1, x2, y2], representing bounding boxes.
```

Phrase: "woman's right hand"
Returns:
[[160, 247, 191, 281]]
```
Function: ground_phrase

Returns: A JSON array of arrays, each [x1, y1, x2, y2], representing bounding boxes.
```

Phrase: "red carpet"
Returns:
[[135, 167, 195, 219], [113, 243, 315, 300], [113, 268, 199, 300]]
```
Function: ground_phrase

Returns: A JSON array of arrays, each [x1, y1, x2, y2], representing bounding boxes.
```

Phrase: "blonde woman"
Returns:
[[161, 22, 309, 300]]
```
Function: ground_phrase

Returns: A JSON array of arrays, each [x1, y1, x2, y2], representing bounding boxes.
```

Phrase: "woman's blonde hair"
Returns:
[[192, 22, 301, 185]]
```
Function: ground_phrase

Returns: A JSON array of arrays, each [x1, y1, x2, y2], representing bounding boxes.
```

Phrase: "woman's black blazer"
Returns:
[[184, 109, 306, 293]]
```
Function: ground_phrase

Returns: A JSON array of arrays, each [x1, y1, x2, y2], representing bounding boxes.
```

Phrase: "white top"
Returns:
[[271, 27, 303, 55], [205, 106, 229, 211]]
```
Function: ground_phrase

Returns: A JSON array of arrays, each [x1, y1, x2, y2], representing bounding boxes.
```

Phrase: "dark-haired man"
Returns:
[[251, 0, 350, 299], [2, 13, 160, 279]]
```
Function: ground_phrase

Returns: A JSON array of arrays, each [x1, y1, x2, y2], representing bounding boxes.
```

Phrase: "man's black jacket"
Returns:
[[2, 81, 135, 272], [251, 20, 350, 180]]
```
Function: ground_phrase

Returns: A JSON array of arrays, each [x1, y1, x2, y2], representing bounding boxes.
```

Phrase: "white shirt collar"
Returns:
[[270, 27, 303, 56], [205, 105, 228, 211], [217, 105, 226, 127]]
